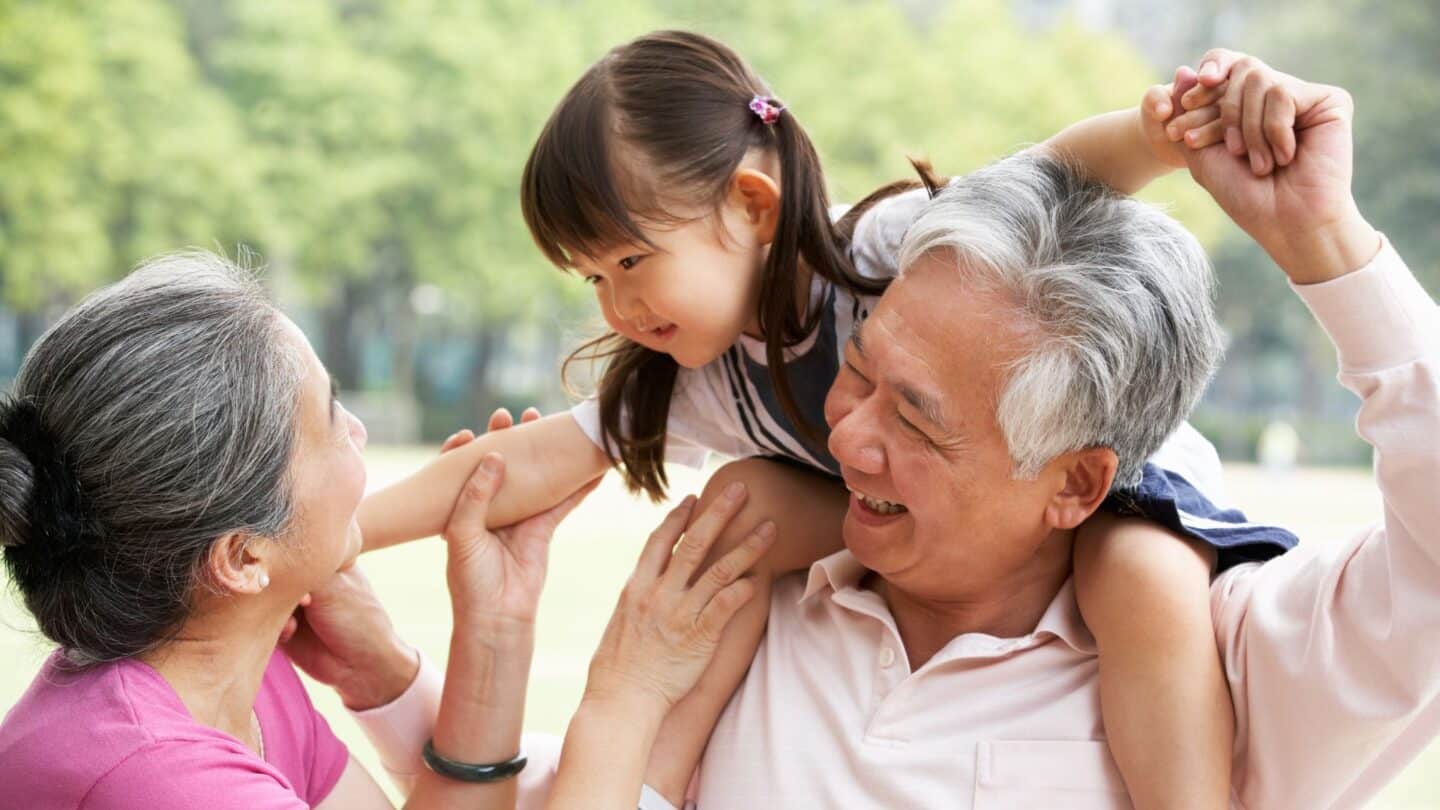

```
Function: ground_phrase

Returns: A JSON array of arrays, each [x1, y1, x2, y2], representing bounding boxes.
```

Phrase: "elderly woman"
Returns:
[[0, 252, 770, 809]]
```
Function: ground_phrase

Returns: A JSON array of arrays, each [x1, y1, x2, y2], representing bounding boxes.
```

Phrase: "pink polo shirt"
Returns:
[[0, 649, 349, 809], [680, 239, 1440, 809]]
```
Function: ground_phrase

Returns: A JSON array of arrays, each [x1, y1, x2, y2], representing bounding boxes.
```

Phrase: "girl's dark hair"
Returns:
[[522, 29, 943, 499], [0, 251, 304, 668]]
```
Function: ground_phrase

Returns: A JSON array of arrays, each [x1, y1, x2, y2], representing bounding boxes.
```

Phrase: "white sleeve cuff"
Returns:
[[1292, 236, 1439, 373], [569, 398, 710, 469], [639, 784, 684, 810], [348, 649, 442, 785]]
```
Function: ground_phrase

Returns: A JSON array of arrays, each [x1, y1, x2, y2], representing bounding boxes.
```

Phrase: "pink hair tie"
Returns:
[[748, 95, 784, 125]]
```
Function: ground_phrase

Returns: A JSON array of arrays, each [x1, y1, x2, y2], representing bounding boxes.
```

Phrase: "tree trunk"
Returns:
[[322, 280, 363, 390]]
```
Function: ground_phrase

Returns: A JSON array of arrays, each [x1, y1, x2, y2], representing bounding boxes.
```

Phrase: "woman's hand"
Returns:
[[584, 484, 775, 713], [437, 405, 596, 627], [441, 451, 597, 629], [282, 564, 418, 710]]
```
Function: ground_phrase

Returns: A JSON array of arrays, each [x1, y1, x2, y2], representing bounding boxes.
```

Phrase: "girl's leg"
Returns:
[[1074, 512, 1232, 810]]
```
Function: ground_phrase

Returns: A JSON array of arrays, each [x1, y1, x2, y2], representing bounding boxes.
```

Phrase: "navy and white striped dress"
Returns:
[[571, 187, 1296, 571]]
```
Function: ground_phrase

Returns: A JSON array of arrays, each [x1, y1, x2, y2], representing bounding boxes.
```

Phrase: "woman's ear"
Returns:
[[206, 532, 272, 596], [730, 168, 781, 244]]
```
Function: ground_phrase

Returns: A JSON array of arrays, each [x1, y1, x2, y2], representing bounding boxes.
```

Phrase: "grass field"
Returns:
[[2, 448, 1435, 808]]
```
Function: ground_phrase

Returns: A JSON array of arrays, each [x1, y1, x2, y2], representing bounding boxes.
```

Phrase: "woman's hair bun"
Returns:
[[0, 429, 36, 549]]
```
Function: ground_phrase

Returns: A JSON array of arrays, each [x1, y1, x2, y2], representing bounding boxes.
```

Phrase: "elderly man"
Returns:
[[294, 57, 1435, 810], [619, 57, 1432, 809]]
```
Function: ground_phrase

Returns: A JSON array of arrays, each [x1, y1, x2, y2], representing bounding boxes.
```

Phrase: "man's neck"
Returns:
[[872, 533, 1075, 670]]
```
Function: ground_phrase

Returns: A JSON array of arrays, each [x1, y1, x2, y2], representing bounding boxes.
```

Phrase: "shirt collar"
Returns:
[[799, 550, 1098, 656]]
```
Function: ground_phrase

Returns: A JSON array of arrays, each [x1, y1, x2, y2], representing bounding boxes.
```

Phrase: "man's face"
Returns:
[[822, 255, 1068, 598]]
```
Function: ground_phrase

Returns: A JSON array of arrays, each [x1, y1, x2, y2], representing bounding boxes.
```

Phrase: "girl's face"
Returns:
[[574, 181, 774, 369]]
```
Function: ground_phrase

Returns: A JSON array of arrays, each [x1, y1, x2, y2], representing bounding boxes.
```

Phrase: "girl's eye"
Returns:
[[618, 255, 645, 271], [582, 275, 602, 286]]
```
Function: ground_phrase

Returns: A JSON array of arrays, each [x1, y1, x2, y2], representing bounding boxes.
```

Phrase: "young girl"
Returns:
[[360, 32, 1297, 808]]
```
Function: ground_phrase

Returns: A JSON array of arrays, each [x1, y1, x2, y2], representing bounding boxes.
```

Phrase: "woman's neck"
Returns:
[[139, 599, 291, 752]]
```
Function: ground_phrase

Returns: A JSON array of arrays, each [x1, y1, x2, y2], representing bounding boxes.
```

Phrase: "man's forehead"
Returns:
[[862, 258, 1035, 409]]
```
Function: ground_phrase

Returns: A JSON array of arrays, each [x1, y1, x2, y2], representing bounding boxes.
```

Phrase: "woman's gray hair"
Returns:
[[0, 249, 305, 667], [898, 151, 1223, 488]]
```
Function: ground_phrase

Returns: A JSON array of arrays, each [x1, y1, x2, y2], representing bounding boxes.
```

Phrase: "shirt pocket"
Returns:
[[973, 740, 1132, 810]]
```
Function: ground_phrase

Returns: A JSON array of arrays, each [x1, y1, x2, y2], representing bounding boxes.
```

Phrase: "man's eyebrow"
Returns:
[[848, 324, 867, 359], [898, 383, 949, 432], [849, 322, 949, 432]]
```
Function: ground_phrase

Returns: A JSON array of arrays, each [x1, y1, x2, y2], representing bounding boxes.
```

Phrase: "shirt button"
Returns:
[[878, 646, 896, 668]]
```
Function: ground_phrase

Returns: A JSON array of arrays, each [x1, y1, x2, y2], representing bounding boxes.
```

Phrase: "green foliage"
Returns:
[[2, 0, 1295, 430]]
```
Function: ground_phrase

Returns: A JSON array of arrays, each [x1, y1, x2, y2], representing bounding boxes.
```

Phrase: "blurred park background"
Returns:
[[2, 0, 1438, 806]]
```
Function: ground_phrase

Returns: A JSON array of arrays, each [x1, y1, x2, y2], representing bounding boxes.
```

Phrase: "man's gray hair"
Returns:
[[898, 151, 1223, 488]]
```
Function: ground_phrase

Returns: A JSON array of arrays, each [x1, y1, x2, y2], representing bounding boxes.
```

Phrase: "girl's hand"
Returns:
[[441, 451, 598, 628], [584, 485, 776, 713], [1139, 66, 1226, 168]]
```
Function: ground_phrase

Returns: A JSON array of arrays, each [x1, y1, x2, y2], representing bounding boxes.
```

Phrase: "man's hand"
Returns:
[[1177, 50, 1380, 284]]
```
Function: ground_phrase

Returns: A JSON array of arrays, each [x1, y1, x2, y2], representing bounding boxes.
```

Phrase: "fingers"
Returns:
[[443, 453, 504, 545], [280, 613, 300, 643], [1240, 68, 1273, 175], [1181, 118, 1227, 150], [487, 408, 514, 432], [440, 429, 475, 455], [520, 407, 541, 424], [525, 476, 603, 536], [1264, 84, 1298, 166], [1143, 82, 1174, 124], [661, 481, 749, 591], [685, 520, 775, 616], [693, 577, 758, 643], [634, 496, 698, 583], [1196, 48, 1241, 87], [1179, 71, 1222, 112], [1166, 105, 1220, 143]]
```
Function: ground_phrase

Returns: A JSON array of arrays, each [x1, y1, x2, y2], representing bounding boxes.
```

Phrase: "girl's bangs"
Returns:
[[522, 85, 654, 269]]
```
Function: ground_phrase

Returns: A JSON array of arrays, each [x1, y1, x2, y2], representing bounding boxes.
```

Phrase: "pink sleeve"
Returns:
[[81, 741, 311, 810], [1215, 240, 1440, 808]]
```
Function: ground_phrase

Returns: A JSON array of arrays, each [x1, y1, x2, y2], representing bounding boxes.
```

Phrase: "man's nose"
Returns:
[[827, 401, 885, 475]]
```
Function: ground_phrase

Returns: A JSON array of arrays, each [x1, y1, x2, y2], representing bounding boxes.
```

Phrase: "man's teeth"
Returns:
[[851, 488, 908, 515]]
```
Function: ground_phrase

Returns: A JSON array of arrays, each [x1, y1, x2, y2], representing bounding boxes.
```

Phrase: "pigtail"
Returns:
[[533, 30, 946, 499]]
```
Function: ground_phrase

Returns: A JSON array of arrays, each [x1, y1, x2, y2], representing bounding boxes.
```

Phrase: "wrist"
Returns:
[[576, 687, 668, 739], [336, 637, 420, 711], [580, 682, 670, 727], [1266, 204, 1381, 285]]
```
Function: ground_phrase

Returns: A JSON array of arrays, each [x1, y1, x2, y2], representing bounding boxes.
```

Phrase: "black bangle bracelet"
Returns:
[[422, 739, 528, 783]]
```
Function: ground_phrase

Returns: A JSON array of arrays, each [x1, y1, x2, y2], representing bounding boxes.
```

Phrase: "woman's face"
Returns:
[[273, 316, 368, 592]]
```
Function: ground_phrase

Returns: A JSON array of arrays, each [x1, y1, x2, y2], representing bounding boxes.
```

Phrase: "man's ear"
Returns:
[[730, 168, 781, 244], [206, 532, 272, 596], [1042, 447, 1118, 531]]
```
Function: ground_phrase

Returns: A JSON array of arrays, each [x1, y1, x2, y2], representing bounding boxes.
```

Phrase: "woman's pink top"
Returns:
[[0, 648, 349, 809]]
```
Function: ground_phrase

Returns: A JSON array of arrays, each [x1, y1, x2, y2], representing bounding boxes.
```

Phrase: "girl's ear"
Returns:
[[731, 168, 781, 244]]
